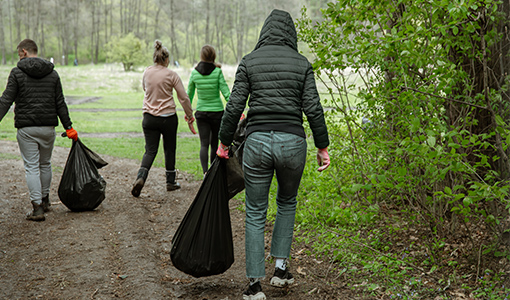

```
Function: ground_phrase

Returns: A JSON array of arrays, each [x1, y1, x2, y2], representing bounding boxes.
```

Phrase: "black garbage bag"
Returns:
[[226, 117, 247, 199], [170, 157, 234, 277], [58, 139, 107, 212]]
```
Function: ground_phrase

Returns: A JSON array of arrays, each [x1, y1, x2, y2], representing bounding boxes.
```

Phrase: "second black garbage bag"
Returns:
[[58, 139, 107, 212], [226, 116, 246, 200], [170, 157, 234, 278]]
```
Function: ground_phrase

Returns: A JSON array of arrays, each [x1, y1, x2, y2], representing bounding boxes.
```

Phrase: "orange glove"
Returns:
[[66, 128, 78, 141], [317, 147, 330, 172], [216, 143, 229, 159]]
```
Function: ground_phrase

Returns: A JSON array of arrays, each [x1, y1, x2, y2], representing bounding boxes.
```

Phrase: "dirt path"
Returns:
[[0, 141, 347, 300]]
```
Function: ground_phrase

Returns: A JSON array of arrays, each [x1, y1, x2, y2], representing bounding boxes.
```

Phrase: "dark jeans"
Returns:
[[195, 111, 223, 174], [141, 113, 178, 171]]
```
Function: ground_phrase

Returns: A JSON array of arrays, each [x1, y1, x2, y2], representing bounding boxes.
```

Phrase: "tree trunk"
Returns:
[[120, 0, 124, 34], [0, 2, 5, 65], [41, 22, 45, 60], [205, 0, 210, 44], [74, 0, 79, 62], [143, 0, 149, 40], [13, 0, 22, 43], [94, 0, 100, 64], [154, 4, 161, 39], [109, 0, 113, 41], [169, 0, 179, 65], [236, 1, 246, 63], [90, 0, 95, 63], [7, 0, 14, 64], [55, 0, 70, 65], [448, 4, 510, 179]]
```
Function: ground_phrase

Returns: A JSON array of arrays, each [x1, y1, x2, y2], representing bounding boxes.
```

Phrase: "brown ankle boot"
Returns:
[[166, 170, 181, 191]]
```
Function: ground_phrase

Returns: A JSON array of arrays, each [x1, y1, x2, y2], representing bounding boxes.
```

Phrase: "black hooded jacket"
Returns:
[[218, 9, 329, 149], [0, 57, 72, 129]]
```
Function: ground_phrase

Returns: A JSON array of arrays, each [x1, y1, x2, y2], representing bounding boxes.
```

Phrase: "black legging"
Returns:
[[141, 113, 178, 171], [195, 111, 223, 174]]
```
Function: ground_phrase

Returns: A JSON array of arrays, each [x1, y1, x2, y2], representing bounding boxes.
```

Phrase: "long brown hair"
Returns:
[[200, 45, 222, 68], [200, 45, 216, 62]]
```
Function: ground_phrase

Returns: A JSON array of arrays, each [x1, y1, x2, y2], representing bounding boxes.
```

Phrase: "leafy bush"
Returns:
[[297, 0, 510, 244], [294, 0, 510, 297], [106, 33, 148, 71]]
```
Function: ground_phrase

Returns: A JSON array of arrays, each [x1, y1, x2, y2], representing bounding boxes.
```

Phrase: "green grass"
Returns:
[[0, 152, 19, 160], [0, 63, 207, 178], [0, 62, 333, 179]]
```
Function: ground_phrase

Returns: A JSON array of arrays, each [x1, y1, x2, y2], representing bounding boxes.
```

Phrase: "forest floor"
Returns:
[[0, 140, 354, 300]]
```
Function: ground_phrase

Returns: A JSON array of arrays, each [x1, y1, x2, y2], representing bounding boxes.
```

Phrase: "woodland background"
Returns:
[[0, 0, 327, 66]]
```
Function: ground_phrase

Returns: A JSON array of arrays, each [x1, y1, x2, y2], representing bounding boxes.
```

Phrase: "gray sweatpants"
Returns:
[[16, 127, 56, 205]]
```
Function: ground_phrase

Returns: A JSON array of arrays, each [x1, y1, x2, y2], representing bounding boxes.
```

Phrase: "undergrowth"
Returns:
[[287, 154, 510, 299]]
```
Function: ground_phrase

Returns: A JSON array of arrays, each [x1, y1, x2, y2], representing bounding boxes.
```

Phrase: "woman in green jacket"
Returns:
[[187, 45, 230, 174]]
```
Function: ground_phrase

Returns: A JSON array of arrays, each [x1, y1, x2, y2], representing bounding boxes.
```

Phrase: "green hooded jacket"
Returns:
[[218, 9, 329, 149], [187, 62, 230, 112]]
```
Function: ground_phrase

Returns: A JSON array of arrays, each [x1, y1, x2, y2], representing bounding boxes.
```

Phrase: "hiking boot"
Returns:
[[270, 267, 295, 287], [243, 281, 266, 300], [167, 181, 181, 191], [166, 170, 181, 191], [26, 201, 45, 222], [131, 167, 149, 197], [42, 195, 51, 212]]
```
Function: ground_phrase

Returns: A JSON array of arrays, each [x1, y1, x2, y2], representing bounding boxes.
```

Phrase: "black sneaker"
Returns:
[[270, 267, 295, 287], [243, 281, 266, 300]]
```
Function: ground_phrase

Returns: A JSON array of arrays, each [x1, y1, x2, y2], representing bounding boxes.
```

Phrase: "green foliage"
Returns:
[[297, 0, 510, 237], [106, 33, 149, 71], [295, 0, 510, 298]]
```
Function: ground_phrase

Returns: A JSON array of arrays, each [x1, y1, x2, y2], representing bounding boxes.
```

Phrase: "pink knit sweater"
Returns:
[[142, 65, 193, 119]]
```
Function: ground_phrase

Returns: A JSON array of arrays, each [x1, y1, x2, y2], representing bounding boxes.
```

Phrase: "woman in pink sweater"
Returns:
[[131, 40, 195, 197]]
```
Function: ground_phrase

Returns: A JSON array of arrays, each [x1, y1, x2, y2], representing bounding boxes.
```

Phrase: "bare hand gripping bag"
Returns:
[[58, 139, 107, 212], [170, 157, 234, 277]]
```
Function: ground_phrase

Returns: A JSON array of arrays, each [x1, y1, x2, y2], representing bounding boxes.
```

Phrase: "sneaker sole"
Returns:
[[270, 276, 294, 287], [167, 185, 181, 191], [26, 215, 45, 221], [242, 291, 266, 300]]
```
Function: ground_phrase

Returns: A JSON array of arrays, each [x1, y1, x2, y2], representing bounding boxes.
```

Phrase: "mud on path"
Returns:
[[0, 141, 347, 300]]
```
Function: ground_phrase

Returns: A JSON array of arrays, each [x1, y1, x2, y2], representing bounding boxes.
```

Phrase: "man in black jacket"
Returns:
[[0, 39, 78, 221], [217, 9, 330, 300]]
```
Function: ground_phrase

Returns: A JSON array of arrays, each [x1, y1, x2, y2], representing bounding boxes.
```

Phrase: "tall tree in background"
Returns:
[[0, 1, 5, 65], [12, 0, 22, 43], [297, 1, 510, 241], [0, 0, 312, 65], [73, 0, 80, 62], [458, 2, 510, 176], [55, 0, 72, 65]]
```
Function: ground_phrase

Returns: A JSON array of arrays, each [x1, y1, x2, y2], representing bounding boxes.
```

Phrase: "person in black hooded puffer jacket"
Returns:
[[0, 39, 78, 222], [217, 9, 331, 300]]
